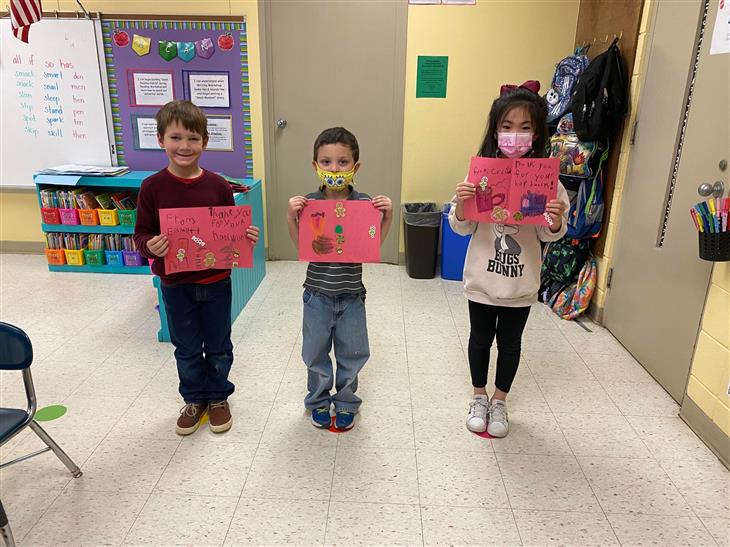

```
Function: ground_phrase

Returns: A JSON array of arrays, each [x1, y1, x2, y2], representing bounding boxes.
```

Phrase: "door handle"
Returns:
[[698, 181, 725, 198], [276, 119, 287, 129]]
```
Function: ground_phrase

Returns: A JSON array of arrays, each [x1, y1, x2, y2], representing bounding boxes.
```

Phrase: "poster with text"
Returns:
[[298, 200, 381, 263], [160, 205, 253, 274], [463, 157, 559, 226]]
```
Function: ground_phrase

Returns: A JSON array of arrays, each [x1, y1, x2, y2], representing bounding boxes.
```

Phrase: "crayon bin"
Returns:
[[98, 209, 119, 226], [44, 248, 66, 265], [64, 249, 85, 266], [59, 208, 80, 225], [41, 208, 61, 224], [79, 209, 100, 226], [84, 249, 105, 266], [123, 250, 143, 266], [105, 250, 124, 266], [118, 209, 137, 226], [699, 231, 730, 262]]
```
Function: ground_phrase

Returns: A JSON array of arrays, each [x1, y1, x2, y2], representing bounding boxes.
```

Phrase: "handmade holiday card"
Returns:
[[159, 205, 253, 274], [298, 200, 381, 263], [463, 157, 559, 225]]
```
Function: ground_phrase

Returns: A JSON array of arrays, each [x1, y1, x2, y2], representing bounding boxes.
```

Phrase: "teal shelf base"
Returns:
[[48, 264, 150, 274], [42, 223, 135, 234]]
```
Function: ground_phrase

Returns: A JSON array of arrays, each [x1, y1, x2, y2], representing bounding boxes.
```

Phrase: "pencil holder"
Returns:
[[64, 249, 85, 266], [84, 249, 105, 266], [78, 209, 99, 226], [98, 209, 119, 226], [699, 231, 730, 262], [44, 248, 66, 265], [59, 208, 80, 225], [41, 208, 61, 225], [105, 250, 124, 266], [123, 250, 143, 266], [118, 209, 137, 226]]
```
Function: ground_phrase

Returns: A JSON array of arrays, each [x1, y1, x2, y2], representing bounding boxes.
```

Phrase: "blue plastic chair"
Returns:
[[0, 322, 82, 547]]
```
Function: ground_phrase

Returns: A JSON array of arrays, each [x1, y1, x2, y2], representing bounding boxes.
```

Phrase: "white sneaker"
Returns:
[[466, 395, 490, 432], [487, 400, 509, 437]]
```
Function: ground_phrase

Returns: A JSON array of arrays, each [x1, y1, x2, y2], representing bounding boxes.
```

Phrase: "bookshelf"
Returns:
[[35, 171, 154, 274]]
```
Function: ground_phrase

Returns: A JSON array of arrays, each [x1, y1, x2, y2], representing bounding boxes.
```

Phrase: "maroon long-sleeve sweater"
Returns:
[[134, 168, 235, 285]]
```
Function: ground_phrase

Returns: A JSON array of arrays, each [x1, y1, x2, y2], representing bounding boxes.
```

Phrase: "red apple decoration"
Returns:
[[113, 30, 130, 47], [217, 32, 234, 51]]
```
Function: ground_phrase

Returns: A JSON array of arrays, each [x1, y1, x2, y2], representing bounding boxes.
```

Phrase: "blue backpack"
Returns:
[[566, 159, 607, 240], [545, 46, 591, 124]]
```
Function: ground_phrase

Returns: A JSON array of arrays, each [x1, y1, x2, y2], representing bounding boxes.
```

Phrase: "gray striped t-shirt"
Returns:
[[303, 188, 371, 296]]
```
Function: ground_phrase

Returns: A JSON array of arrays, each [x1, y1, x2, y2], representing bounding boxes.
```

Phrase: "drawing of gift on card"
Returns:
[[520, 191, 548, 217], [298, 200, 381, 263]]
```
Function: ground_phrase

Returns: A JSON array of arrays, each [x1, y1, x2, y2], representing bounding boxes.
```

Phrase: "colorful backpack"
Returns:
[[549, 255, 598, 320], [541, 237, 591, 285], [550, 113, 599, 180], [566, 168, 606, 240], [544, 46, 591, 124]]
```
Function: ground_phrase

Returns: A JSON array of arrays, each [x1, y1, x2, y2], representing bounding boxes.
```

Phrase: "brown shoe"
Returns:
[[176, 403, 207, 435], [208, 400, 232, 433]]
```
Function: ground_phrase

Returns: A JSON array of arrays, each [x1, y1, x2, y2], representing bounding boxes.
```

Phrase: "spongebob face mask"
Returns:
[[316, 166, 356, 191]]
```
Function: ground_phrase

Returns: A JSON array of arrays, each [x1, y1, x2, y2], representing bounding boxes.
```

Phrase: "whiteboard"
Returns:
[[0, 18, 116, 188]]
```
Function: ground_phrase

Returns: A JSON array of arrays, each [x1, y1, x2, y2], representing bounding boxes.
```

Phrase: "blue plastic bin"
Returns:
[[440, 206, 472, 281]]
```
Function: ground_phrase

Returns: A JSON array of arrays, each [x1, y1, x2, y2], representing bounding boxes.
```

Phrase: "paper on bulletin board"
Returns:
[[298, 200, 381, 263], [187, 72, 230, 107], [463, 157, 559, 226], [159, 205, 253, 274], [416, 56, 448, 98], [130, 71, 174, 106], [710, 0, 729, 55], [133, 116, 163, 150], [206, 116, 234, 151]]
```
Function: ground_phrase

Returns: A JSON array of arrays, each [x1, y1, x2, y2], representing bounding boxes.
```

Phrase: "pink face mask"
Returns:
[[497, 132, 533, 158]]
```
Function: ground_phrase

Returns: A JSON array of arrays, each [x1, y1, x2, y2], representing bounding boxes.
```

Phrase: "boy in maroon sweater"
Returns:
[[134, 100, 259, 435]]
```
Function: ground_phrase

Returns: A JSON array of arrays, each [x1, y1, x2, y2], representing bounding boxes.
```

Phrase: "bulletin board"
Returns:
[[101, 18, 253, 178]]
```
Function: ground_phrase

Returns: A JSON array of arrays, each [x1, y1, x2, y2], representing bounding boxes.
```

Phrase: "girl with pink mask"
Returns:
[[449, 82, 570, 437]]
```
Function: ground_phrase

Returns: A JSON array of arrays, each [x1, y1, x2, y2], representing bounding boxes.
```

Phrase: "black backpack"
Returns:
[[571, 38, 628, 141]]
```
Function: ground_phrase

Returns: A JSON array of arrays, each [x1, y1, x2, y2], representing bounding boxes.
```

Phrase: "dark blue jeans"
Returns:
[[160, 277, 235, 404]]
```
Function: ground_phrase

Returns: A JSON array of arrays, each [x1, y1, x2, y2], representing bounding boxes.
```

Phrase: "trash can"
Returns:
[[402, 202, 441, 279], [440, 204, 471, 281]]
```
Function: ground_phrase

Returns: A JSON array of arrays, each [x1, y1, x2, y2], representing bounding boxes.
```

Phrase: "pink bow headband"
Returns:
[[500, 80, 541, 96]]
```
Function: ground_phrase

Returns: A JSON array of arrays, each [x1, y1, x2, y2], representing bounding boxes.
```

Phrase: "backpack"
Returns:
[[566, 168, 606, 240], [571, 38, 628, 141], [540, 237, 591, 286], [549, 255, 597, 320], [544, 46, 591, 124], [550, 113, 599, 180]]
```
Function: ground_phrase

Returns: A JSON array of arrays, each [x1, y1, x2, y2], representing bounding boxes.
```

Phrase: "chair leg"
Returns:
[[28, 421, 82, 478], [0, 500, 16, 547]]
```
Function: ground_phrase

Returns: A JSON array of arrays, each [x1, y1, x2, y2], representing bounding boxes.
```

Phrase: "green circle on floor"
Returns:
[[34, 405, 67, 422]]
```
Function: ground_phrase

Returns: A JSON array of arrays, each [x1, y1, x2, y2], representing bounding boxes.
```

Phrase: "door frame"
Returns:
[[257, 0, 408, 263], [603, 0, 714, 402]]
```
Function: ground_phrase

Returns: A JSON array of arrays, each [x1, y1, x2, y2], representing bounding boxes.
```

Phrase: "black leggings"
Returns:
[[468, 300, 531, 393]]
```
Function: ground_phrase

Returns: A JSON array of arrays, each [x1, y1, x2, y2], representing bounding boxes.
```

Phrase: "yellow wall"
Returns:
[[400, 1, 580, 252], [686, 264, 730, 435], [0, 0, 264, 245]]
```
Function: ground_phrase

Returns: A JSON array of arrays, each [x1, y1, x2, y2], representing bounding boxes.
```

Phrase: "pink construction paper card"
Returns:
[[463, 157, 559, 225], [159, 205, 253, 274], [298, 200, 381, 263]]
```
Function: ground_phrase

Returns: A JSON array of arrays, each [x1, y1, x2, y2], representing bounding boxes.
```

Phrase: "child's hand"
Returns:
[[147, 234, 169, 257], [246, 225, 260, 245], [288, 196, 308, 221], [372, 195, 393, 218], [545, 199, 567, 231], [455, 181, 476, 203]]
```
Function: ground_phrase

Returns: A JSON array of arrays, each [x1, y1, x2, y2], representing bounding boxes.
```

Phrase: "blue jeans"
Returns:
[[160, 277, 234, 404], [301, 289, 369, 413]]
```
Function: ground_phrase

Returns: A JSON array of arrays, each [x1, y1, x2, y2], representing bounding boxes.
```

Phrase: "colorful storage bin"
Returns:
[[59, 208, 80, 225], [118, 210, 137, 226], [105, 250, 124, 266], [98, 209, 119, 226], [64, 249, 85, 266], [41, 208, 61, 225], [123, 250, 143, 266], [44, 249, 66, 265], [84, 249, 105, 266], [78, 209, 99, 226]]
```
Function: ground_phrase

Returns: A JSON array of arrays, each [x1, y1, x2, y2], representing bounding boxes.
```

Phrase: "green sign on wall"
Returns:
[[416, 56, 448, 98]]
